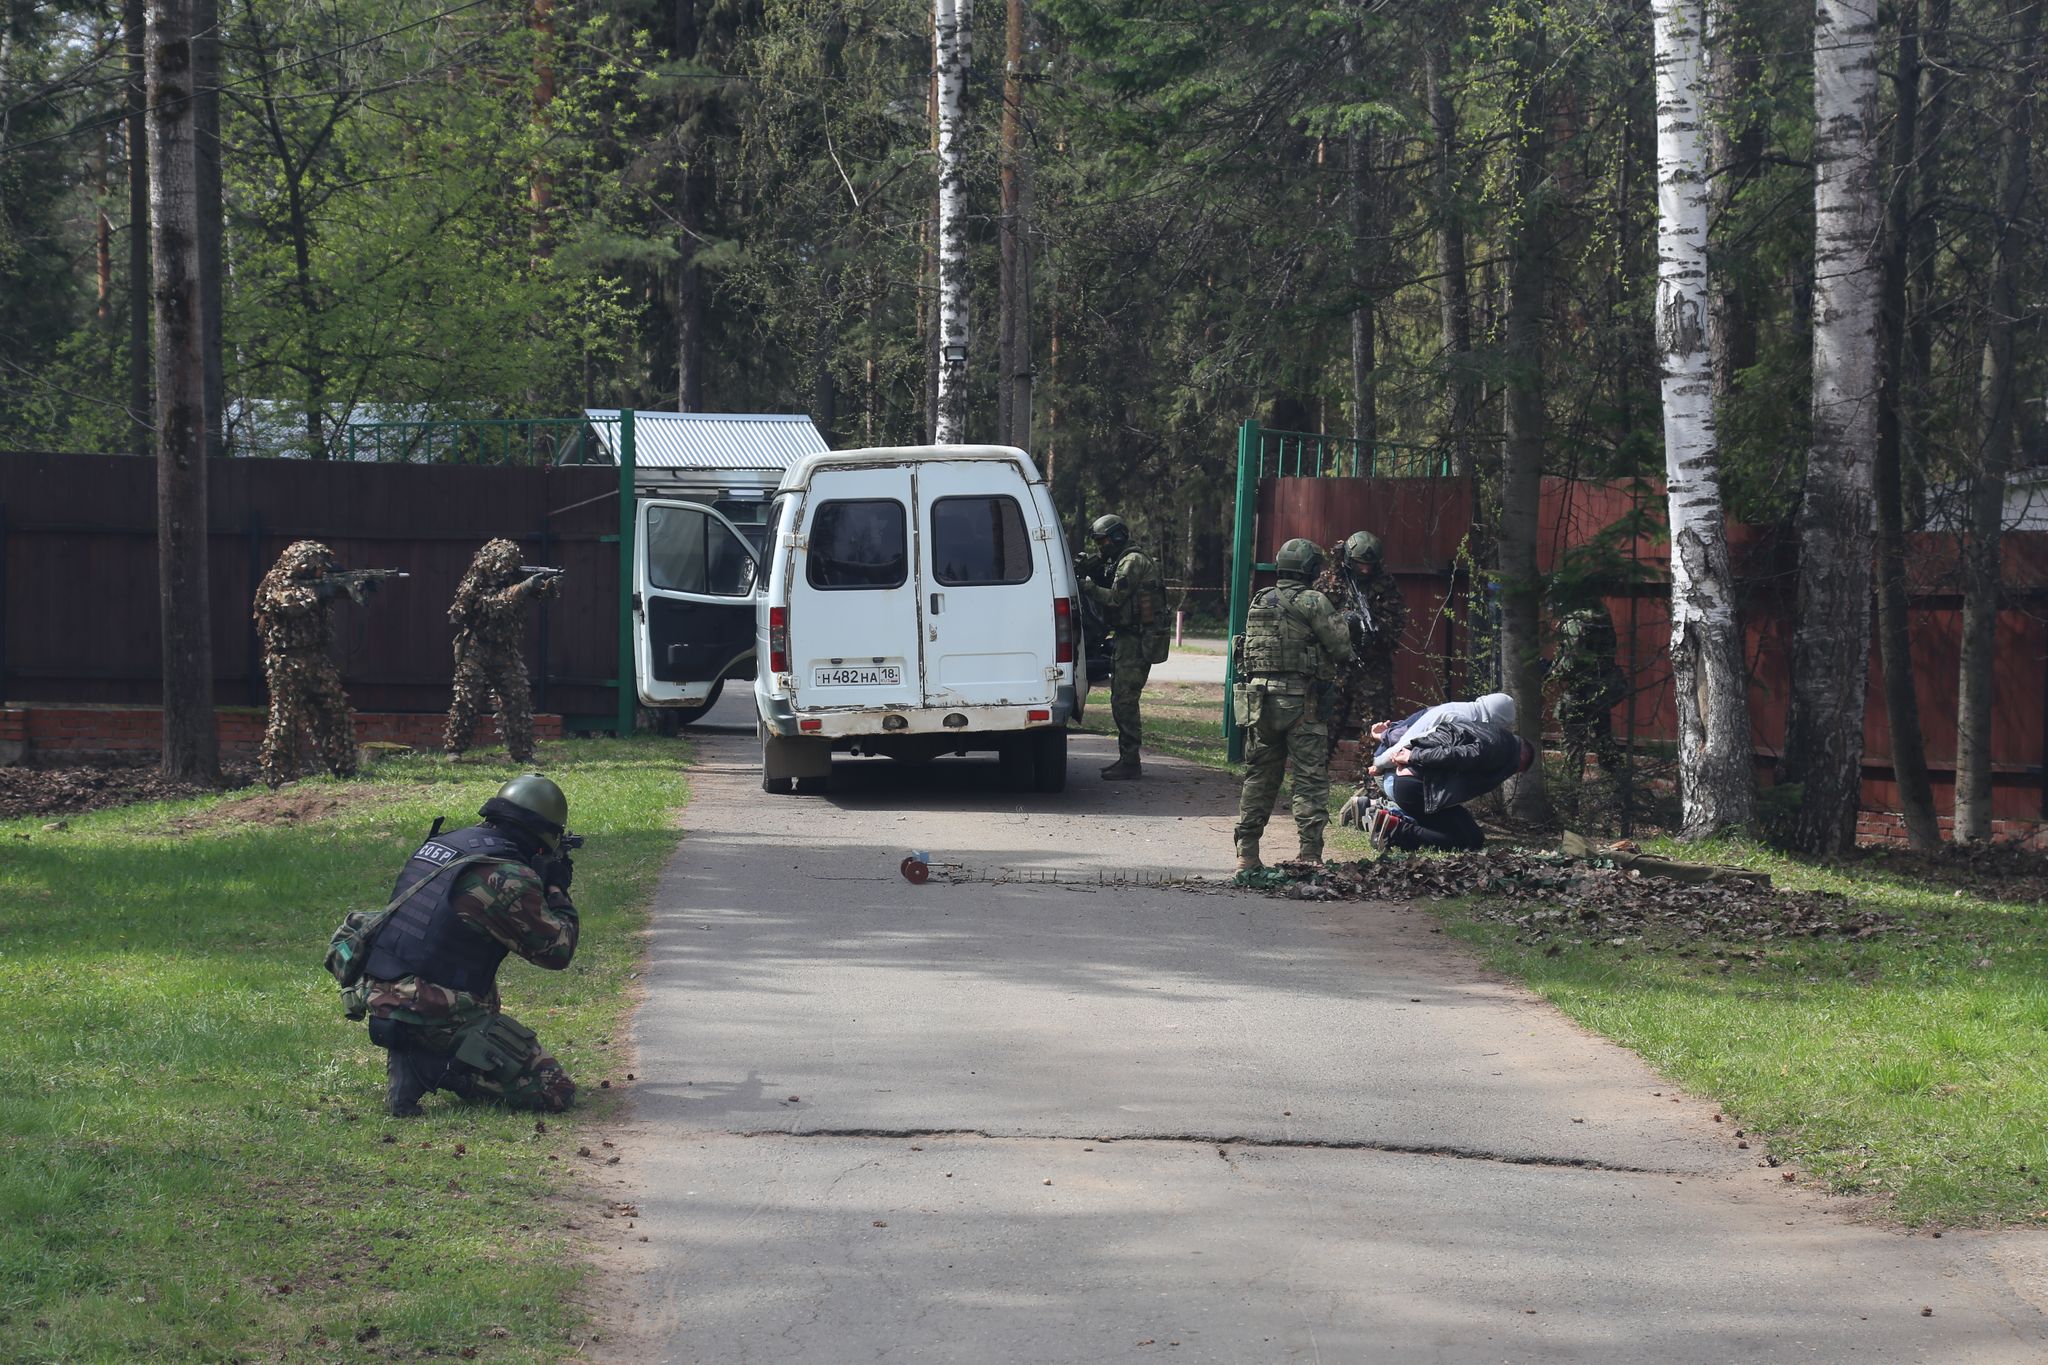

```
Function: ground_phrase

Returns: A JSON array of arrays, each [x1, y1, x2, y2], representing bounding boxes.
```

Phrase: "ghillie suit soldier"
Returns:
[[444, 540, 558, 764], [351, 774, 582, 1116], [1551, 600, 1628, 816], [1313, 530, 1407, 754], [253, 539, 360, 788], [1078, 514, 1168, 781], [1232, 538, 1354, 870]]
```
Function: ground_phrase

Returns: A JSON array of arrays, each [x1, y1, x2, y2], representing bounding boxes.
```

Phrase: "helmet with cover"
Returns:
[[1275, 537, 1324, 582], [480, 773, 569, 853], [1342, 531, 1385, 574], [1089, 513, 1130, 551]]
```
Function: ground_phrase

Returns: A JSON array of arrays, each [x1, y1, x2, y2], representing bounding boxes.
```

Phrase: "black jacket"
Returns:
[[1403, 719, 1523, 813]]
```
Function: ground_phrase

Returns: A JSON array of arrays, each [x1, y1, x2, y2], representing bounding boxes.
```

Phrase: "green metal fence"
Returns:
[[345, 412, 638, 738], [1223, 420, 1451, 761]]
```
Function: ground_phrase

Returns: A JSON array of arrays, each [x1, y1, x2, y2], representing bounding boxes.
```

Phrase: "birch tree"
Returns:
[[147, 0, 218, 782], [933, 0, 971, 443], [1778, 0, 1881, 854], [1654, 0, 1753, 837]]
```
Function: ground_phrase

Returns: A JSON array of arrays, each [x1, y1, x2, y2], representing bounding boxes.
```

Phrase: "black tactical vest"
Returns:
[[362, 823, 529, 996]]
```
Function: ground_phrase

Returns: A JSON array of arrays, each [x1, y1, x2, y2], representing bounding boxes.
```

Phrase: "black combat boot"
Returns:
[[1099, 756, 1141, 781], [385, 1048, 435, 1117]]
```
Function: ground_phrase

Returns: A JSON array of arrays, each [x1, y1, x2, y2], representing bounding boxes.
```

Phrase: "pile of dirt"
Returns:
[[162, 786, 374, 833], [0, 762, 259, 820], [1242, 846, 1902, 947]]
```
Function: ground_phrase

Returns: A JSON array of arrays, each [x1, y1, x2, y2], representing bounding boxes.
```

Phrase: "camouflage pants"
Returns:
[[1109, 636, 1152, 763], [445, 641, 535, 763], [361, 976, 576, 1112], [260, 651, 357, 787], [1560, 694, 1624, 814], [1234, 685, 1331, 856]]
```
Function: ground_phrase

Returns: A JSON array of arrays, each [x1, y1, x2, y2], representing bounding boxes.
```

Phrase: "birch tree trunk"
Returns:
[[126, 0, 152, 455], [147, 0, 219, 782], [1873, 0, 1941, 849], [1655, 0, 1755, 837], [1500, 12, 1551, 827], [1779, 0, 1881, 854], [933, 0, 972, 443], [1955, 0, 2041, 843]]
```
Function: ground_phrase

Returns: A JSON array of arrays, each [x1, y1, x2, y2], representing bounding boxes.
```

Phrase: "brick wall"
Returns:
[[0, 705, 561, 765], [1856, 809, 2048, 853]]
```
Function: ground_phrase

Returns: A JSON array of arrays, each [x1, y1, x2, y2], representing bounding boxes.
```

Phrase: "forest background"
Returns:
[[1, 0, 2042, 847]]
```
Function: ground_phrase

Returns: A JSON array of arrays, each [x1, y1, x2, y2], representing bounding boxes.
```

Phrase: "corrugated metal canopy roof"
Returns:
[[582, 410, 828, 470]]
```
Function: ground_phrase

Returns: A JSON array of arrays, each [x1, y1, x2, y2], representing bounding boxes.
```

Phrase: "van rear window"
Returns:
[[931, 496, 1034, 586], [807, 499, 908, 590]]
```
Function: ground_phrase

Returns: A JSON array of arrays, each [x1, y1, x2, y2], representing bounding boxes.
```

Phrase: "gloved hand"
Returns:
[[542, 852, 573, 893], [313, 578, 344, 601]]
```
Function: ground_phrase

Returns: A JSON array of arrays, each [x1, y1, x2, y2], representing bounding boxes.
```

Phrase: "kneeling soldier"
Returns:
[[356, 774, 582, 1116]]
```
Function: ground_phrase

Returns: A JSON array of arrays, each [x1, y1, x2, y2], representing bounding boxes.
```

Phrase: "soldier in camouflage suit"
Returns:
[[253, 539, 359, 788], [1551, 598, 1627, 816], [350, 774, 581, 1116], [1079, 513, 1167, 781], [1313, 530, 1407, 755], [1233, 538, 1354, 870], [444, 539, 557, 764]]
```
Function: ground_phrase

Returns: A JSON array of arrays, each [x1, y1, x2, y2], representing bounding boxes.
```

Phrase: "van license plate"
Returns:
[[813, 665, 901, 687]]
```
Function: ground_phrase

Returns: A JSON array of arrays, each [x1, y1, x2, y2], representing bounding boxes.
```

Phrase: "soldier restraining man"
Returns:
[[1079, 513, 1168, 782], [254, 539, 362, 788], [1313, 530, 1406, 754], [1233, 538, 1354, 871], [349, 774, 582, 1116], [445, 539, 559, 764]]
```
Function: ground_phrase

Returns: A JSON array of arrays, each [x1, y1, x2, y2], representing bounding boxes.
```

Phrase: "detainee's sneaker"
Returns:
[[1368, 806, 1408, 852]]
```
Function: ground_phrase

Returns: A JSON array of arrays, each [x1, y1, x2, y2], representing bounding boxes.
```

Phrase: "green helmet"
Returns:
[[483, 773, 569, 851], [1342, 531, 1384, 571], [1275, 537, 1324, 581], [1089, 513, 1129, 549]]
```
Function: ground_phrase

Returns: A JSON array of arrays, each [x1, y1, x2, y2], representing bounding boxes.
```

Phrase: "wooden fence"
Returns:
[[1258, 475, 2048, 823], [0, 453, 623, 723]]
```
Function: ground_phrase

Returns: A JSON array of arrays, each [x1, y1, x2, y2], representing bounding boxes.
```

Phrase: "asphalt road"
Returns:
[[597, 728, 2048, 1364]]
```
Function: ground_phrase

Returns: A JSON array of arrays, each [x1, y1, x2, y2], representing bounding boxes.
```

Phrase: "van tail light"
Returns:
[[769, 606, 789, 674], [1054, 597, 1074, 665]]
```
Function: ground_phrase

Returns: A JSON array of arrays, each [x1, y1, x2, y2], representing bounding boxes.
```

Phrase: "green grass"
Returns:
[[0, 737, 690, 1362], [1435, 834, 2048, 1227]]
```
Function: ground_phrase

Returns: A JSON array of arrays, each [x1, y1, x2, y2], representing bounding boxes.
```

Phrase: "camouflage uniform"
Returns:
[[1083, 547, 1167, 769], [1313, 553, 1408, 748], [1233, 576, 1354, 863], [444, 539, 555, 763], [351, 856, 579, 1111], [253, 539, 358, 788], [1552, 602, 1627, 811]]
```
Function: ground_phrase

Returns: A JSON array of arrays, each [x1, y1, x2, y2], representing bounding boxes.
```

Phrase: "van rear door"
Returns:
[[788, 465, 924, 712], [915, 460, 1056, 708], [633, 499, 759, 707]]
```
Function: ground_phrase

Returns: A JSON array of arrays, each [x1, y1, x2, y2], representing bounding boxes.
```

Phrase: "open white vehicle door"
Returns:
[[633, 498, 760, 711]]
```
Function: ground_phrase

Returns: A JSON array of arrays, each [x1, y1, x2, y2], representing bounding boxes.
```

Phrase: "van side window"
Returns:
[[807, 499, 908, 590], [648, 504, 756, 597], [931, 495, 1034, 587]]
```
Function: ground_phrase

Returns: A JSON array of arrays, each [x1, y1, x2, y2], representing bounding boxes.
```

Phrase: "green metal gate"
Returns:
[[1223, 420, 1448, 761], [344, 411, 639, 738]]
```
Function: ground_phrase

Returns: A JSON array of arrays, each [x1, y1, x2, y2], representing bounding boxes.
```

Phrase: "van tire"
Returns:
[[997, 736, 1036, 791], [1030, 728, 1068, 793]]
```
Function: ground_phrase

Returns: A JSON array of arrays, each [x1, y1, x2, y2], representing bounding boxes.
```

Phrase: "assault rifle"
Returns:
[[520, 565, 566, 579], [322, 567, 409, 605]]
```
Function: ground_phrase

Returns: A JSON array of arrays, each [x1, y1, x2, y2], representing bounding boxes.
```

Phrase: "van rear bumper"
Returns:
[[760, 685, 1076, 739]]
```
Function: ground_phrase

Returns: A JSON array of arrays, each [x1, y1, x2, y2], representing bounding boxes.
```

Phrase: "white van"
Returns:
[[752, 444, 1084, 793]]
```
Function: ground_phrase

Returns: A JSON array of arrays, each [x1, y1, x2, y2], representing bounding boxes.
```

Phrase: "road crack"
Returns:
[[726, 1125, 1683, 1175]]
